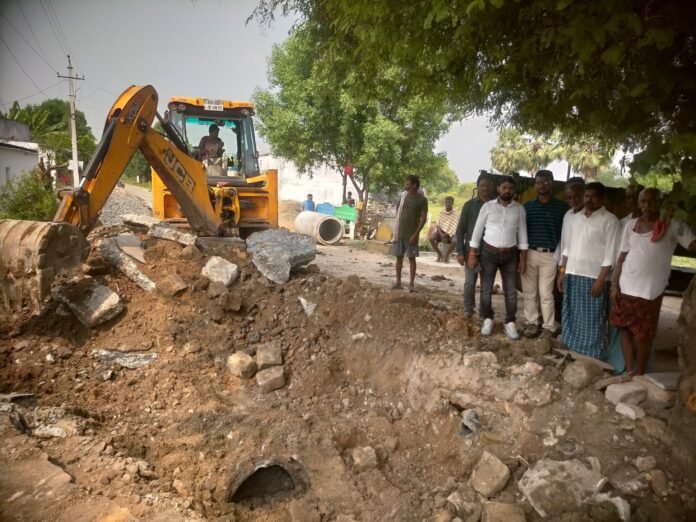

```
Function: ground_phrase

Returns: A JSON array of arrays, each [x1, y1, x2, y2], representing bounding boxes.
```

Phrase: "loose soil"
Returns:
[[1, 224, 694, 522]]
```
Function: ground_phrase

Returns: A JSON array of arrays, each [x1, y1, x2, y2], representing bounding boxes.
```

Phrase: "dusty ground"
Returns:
[[1, 219, 694, 521]]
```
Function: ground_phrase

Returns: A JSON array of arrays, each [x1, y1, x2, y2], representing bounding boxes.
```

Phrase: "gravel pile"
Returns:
[[99, 187, 152, 226]]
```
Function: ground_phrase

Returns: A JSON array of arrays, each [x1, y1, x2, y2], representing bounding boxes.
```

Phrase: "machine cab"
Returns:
[[166, 97, 260, 179]]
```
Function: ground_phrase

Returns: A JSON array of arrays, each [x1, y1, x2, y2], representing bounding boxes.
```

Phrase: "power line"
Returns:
[[0, 33, 50, 99], [0, 10, 58, 73], [16, 0, 53, 68], [44, 0, 72, 57], [39, 0, 67, 56], [13, 79, 66, 103]]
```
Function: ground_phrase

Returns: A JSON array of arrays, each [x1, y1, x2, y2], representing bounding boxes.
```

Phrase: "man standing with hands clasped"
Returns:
[[468, 176, 528, 339]]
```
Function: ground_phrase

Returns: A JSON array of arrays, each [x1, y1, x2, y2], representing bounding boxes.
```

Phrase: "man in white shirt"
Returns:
[[610, 188, 696, 374], [557, 182, 620, 359], [468, 176, 528, 339]]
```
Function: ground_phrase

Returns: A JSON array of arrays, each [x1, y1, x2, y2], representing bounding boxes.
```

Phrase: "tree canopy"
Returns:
[[1, 99, 97, 167], [253, 0, 695, 181], [253, 26, 456, 219]]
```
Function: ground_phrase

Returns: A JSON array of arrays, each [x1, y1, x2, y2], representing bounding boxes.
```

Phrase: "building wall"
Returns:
[[259, 155, 346, 205], [0, 146, 38, 185], [0, 119, 30, 141]]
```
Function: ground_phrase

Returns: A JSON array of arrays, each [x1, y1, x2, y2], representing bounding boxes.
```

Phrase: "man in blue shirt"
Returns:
[[521, 169, 569, 338], [300, 194, 316, 212]]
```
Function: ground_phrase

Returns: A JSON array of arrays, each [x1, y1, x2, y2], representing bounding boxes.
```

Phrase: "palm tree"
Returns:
[[562, 136, 614, 179], [491, 128, 554, 175]]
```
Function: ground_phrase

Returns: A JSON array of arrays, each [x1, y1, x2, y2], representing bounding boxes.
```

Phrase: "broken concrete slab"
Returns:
[[352, 446, 378, 472], [615, 402, 646, 420], [227, 352, 257, 379], [92, 349, 157, 369], [563, 359, 604, 390], [518, 458, 607, 517], [593, 373, 632, 391], [157, 274, 188, 297], [246, 229, 316, 284], [52, 278, 124, 328], [195, 236, 246, 252], [632, 375, 676, 408], [471, 451, 510, 497], [298, 296, 317, 316], [605, 382, 647, 405], [256, 366, 286, 393], [256, 342, 283, 370], [644, 372, 680, 391], [122, 214, 159, 228], [114, 233, 146, 263], [201, 256, 239, 287], [149, 223, 196, 246], [98, 238, 156, 291], [482, 502, 526, 522]]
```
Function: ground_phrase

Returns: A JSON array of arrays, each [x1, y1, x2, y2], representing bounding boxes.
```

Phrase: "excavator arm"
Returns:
[[54, 85, 222, 236]]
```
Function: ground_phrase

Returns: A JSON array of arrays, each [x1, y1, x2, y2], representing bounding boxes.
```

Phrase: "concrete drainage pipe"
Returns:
[[294, 211, 344, 246]]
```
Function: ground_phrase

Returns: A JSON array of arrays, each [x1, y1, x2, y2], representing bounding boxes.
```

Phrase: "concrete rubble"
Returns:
[[51, 277, 124, 327], [352, 446, 378, 472], [256, 366, 286, 393], [482, 502, 526, 522], [113, 233, 146, 263], [256, 342, 283, 370], [470, 451, 510, 497], [246, 229, 316, 284], [201, 256, 239, 287], [563, 359, 604, 389], [605, 381, 648, 405], [98, 238, 156, 291], [148, 223, 197, 246], [157, 274, 188, 297], [227, 352, 257, 379], [91, 349, 158, 369], [518, 458, 609, 517]]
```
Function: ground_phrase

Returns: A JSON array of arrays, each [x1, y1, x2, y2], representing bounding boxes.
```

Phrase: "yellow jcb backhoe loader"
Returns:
[[0, 85, 277, 311]]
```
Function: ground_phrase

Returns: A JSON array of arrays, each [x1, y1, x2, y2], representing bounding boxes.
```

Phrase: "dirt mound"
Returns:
[[1, 227, 694, 521]]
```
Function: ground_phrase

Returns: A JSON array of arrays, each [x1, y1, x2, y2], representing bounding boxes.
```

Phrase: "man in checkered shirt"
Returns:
[[428, 196, 460, 262]]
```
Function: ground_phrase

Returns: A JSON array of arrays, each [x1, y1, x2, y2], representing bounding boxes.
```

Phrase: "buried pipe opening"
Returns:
[[317, 218, 343, 244], [227, 458, 308, 506]]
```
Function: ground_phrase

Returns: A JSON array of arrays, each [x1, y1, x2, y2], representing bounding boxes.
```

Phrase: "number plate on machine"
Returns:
[[204, 99, 224, 111]]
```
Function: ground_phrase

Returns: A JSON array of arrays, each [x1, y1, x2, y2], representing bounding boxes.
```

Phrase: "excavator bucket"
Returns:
[[0, 220, 89, 313]]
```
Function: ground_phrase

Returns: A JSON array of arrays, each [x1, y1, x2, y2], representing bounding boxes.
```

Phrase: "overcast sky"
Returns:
[[0, 0, 497, 182]]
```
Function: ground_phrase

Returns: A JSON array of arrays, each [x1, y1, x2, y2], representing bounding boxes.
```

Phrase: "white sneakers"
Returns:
[[481, 318, 494, 336], [504, 322, 520, 340], [481, 319, 520, 339]]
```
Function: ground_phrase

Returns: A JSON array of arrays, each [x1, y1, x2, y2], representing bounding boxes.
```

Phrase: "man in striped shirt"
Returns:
[[428, 196, 460, 262], [521, 170, 569, 338]]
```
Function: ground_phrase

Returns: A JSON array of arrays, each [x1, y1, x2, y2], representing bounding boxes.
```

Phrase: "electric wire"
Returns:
[[13, 79, 66, 103], [0, 33, 50, 99], [16, 0, 53, 69], [39, 0, 67, 56], [0, 10, 58, 73]]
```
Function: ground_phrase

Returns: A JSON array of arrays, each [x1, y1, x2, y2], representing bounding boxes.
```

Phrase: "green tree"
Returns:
[[1, 99, 97, 168], [559, 136, 614, 180], [490, 129, 555, 175], [253, 0, 696, 185], [252, 26, 454, 223]]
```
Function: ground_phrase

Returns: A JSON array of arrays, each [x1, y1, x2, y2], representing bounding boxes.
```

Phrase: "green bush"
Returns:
[[0, 170, 58, 221]]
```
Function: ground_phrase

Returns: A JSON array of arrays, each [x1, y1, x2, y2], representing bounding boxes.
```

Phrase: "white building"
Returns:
[[259, 155, 346, 205], [0, 140, 39, 185]]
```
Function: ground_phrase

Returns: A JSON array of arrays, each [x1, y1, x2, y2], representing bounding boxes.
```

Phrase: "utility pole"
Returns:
[[58, 55, 85, 186]]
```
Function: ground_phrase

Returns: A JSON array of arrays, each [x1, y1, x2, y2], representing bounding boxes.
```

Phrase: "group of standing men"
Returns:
[[392, 171, 696, 375]]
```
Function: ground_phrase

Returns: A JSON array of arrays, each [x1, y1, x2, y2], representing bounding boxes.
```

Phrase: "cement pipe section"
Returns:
[[294, 211, 344, 246]]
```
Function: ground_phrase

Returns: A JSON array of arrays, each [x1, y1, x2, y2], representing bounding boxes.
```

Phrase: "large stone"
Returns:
[[52, 278, 124, 327], [518, 458, 607, 517], [605, 382, 647, 405], [148, 223, 196, 245], [471, 451, 510, 497], [114, 233, 146, 263], [352, 446, 378, 472], [647, 469, 669, 497], [157, 274, 187, 297], [482, 502, 526, 522], [227, 352, 257, 379], [122, 214, 159, 228], [615, 402, 645, 420], [256, 366, 286, 393], [563, 360, 604, 390], [99, 238, 156, 291], [201, 256, 239, 287], [632, 375, 676, 408], [246, 229, 316, 284], [256, 342, 283, 370]]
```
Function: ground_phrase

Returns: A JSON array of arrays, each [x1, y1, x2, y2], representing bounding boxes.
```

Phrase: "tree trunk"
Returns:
[[342, 173, 347, 204], [566, 162, 571, 180]]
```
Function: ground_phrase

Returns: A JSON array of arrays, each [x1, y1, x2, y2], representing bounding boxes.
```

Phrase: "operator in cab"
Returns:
[[198, 124, 224, 161]]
